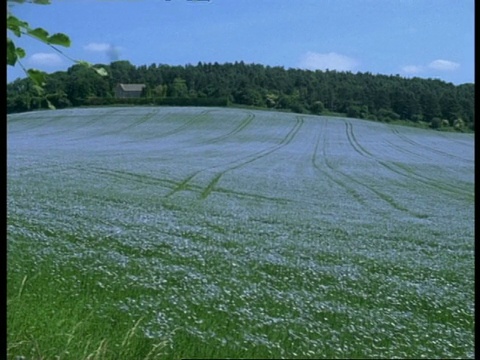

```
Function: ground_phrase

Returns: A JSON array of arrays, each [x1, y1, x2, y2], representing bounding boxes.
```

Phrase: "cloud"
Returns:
[[28, 53, 63, 67], [401, 59, 460, 76], [84, 42, 110, 52], [427, 59, 460, 71], [84, 42, 121, 62], [401, 65, 424, 74], [298, 51, 358, 72]]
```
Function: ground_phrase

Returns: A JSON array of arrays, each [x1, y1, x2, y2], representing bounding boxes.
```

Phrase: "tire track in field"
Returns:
[[71, 165, 178, 190], [391, 126, 473, 164], [340, 121, 429, 217], [314, 120, 418, 217], [214, 187, 291, 204], [199, 116, 305, 199], [382, 161, 473, 200], [384, 140, 428, 161], [311, 119, 368, 208], [123, 109, 214, 143], [345, 120, 473, 200], [74, 109, 160, 139], [204, 112, 255, 144], [67, 164, 291, 205], [166, 116, 305, 200], [38, 109, 125, 137], [435, 131, 474, 146], [8, 112, 71, 134]]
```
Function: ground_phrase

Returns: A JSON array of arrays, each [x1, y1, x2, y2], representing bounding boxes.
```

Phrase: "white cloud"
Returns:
[[401, 59, 460, 76], [84, 42, 122, 61], [427, 59, 460, 71], [28, 53, 63, 67], [401, 65, 424, 74], [84, 42, 111, 52], [298, 51, 358, 72]]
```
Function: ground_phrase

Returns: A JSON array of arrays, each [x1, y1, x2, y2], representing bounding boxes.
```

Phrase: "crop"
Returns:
[[7, 107, 474, 359]]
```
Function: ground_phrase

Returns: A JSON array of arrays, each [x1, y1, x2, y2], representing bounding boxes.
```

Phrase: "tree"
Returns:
[[439, 92, 462, 124], [6, 53, 475, 131], [169, 77, 189, 98], [7, 0, 106, 108], [430, 117, 442, 129], [419, 92, 441, 123], [310, 100, 325, 115]]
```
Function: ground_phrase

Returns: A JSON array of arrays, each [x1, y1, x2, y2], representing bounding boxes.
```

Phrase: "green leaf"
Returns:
[[94, 67, 108, 77], [47, 33, 71, 47], [16, 47, 26, 59], [28, 27, 50, 43], [46, 99, 56, 110], [6, 16, 29, 28], [7, 24, 22, 37], [27, 69, 48, 87], [32, 84, 45, 95], [76, 60, 92, 67], [75, 61, 108, 76], [7, 38, 18, 66], [7, 15, 29, 36]]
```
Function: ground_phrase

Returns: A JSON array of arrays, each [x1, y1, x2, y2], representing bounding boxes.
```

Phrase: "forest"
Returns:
[[6, 60, 474, 131]]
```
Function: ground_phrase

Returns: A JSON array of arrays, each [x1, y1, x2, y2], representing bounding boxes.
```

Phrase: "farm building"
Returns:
[[115, 83, 146, 98]]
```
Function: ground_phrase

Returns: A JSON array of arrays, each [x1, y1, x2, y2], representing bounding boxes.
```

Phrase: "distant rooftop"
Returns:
[[118, 83, 146, 92]]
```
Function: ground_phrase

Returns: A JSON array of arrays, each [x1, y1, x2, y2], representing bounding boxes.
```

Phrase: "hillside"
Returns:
[[7, 107, 474, 358]]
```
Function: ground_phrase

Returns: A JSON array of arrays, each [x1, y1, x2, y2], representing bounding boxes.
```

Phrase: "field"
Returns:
[[7, 107, 474, 359]]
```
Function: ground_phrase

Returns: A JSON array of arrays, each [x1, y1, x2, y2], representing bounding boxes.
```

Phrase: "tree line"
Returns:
[[7, 60, 474, 131]]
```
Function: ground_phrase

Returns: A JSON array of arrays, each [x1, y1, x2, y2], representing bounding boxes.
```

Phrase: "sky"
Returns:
[[6, 0, 475, 85]]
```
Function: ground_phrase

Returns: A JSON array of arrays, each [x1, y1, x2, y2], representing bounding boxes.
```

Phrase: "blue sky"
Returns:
[[7, 0, 474, 85]]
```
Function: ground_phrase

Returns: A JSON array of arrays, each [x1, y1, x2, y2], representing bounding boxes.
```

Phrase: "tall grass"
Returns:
[[7, 248, 170, 360]]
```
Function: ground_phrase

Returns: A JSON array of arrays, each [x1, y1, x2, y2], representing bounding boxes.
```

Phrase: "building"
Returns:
[[115, 83, 146, 98]]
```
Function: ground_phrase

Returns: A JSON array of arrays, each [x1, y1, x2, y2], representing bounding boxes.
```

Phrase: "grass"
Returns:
[[7, 106, 474, 359], [7, 250, 170, 360]]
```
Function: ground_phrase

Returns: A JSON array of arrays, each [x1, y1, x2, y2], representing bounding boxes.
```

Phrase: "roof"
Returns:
[[118, 83, 146, 92]]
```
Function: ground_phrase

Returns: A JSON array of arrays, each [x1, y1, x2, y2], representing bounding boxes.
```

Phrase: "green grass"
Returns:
[[7, 246, 170, 360]]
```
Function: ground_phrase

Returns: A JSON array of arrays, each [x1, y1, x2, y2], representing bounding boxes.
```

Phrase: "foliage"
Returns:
[[82, 96, 228, 107], [6, 60, 474, 131], [7, 0, 107, 109]]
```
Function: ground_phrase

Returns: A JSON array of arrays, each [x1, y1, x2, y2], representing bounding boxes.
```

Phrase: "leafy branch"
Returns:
[[7, 0, 107, 108]]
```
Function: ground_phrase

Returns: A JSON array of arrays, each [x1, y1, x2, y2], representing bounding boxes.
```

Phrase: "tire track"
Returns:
[[345, 120, 473, 200], [339, 120, 430, 217], [368, 124, 473, 199], [73, 164, 290, 206], [73, 165, 178, 190], [38, 109, 125, 137], [435, 131, 474, 146], [345, 121, 371, 157], [167, 116, 305, 200], [124, 109, 214, 143], [214, 187, 291, 205], [391, 127, 473, 164], [384, 140, 428, 161], [75, 109, 160, 139], [8, 112, 71, 134], [311, 119, 367, 207], [199, 116, 304, 199], [165, 172, 202, 196], [205, 112, 255, 144], [323, 121, 419, 216]]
